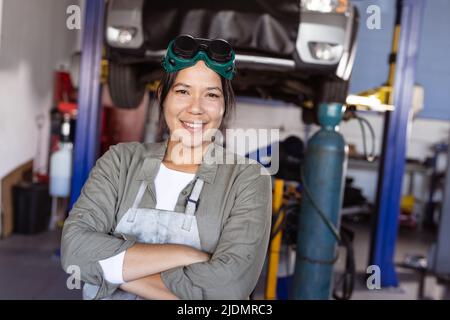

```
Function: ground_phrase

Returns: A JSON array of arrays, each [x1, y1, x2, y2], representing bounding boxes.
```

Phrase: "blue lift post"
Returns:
[[434, 141, 450, 275], [69, 0, 106, 209], [369, 0, 426, 287]]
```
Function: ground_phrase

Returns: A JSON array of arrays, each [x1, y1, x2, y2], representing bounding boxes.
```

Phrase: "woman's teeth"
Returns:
[[182, 121, 204, 129]]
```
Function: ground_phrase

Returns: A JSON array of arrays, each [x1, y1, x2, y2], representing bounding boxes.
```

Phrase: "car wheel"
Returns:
[[108, 62, 146, 109], [316, 78, 349, 106]]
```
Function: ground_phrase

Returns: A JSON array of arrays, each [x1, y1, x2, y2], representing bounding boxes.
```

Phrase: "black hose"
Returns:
[[333, 224, 356, 300], [300, 168, 342, 243], [355, 113, 376, 162], [270, 203, 300, 242]]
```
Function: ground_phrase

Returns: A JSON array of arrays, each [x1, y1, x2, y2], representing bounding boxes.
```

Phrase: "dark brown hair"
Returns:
[[156, 70, 236, 141]]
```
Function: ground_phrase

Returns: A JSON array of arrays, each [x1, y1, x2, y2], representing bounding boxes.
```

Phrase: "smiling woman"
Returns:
[[157, 62, 235, 139], [61, 35, 272, 300], [161, 62, 226, 149]]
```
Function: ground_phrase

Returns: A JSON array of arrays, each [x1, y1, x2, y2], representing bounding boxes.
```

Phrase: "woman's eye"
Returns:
[[175, 89, 188, 95], [207, 93, 220, 98]]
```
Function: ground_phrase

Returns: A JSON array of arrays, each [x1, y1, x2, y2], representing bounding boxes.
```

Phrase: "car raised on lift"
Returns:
[[105, 0, 359, 122]]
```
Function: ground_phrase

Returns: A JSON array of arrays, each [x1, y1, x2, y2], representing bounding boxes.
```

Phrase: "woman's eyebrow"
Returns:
[[206, 86, 223, 93], [173, 82, 191, 88]]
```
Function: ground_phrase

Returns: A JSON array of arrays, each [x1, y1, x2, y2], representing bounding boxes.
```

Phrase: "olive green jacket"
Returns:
[[61, 140, 272, 299]]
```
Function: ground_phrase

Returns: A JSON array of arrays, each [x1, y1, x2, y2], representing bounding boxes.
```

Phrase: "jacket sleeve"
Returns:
[[160, 165, 272, 299], [60, 144, 137, 299]]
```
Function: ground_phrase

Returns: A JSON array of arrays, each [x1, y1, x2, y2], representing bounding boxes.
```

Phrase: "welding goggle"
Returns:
[[162, 35, 236, 80]]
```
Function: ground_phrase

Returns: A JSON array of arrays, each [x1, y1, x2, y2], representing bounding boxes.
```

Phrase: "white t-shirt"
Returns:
[[98, 163, 195, 284], [153, 162, 196, 211]]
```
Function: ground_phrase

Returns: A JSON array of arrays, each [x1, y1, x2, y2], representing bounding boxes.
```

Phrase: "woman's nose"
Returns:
[[187, 95, 204, 114]]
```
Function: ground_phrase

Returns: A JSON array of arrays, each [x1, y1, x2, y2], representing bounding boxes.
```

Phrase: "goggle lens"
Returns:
[[172, 35, 198, 59], [208, 39, 233, 63], [173, 35, 232, 63]]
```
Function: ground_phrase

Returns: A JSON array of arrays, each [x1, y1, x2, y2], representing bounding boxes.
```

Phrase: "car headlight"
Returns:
[[301, 0, 349, 14], [308, 42, 343, 61], [107, 26, 137, 45]]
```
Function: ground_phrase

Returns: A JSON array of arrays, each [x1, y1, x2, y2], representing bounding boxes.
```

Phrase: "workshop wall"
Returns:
[[350, 0, 450, 121], [415, 0, 450, 120], [0, 0, 82, 180], [349, 0, 395, 96]]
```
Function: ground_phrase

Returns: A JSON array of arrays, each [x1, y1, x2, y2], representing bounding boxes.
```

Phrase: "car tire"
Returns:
[[108, 62, 146, 109], [317, 78, 349, 106]]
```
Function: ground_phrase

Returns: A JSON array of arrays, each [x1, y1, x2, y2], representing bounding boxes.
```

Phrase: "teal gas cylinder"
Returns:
[[292, 103, 348, 299]]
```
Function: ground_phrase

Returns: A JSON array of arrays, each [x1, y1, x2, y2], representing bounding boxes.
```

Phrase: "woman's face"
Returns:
[[163, 60, 225, 148]]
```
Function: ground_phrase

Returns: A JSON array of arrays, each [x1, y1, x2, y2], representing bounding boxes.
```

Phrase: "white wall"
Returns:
[[226, 101, 450, 203], [0, 0, 4, 52], [0, 0, 82, 180]]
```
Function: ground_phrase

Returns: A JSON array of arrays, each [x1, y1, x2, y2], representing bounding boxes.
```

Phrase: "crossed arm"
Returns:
[[118, 243, 210, 299], [61, 146, 271, 300]]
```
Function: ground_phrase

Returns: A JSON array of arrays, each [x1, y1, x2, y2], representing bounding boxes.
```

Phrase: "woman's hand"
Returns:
[[119, 244, 210, 299], [187, 248, 211, 264], [122, 243, 210, 283]]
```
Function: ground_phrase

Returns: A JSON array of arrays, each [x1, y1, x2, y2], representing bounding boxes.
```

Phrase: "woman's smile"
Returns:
[[179, 119, 208, 133]]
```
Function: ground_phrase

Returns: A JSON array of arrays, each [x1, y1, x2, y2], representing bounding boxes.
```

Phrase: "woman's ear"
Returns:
[[156, 86, 162, 102]]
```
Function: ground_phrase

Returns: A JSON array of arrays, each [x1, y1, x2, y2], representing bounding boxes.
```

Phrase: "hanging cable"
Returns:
[[348, 110, 376, 162], [332, 224, 356, 300], [300, 168, 342, 243], [357, 115, 376, 161], [299, 171, 356, 299], [268, 179, 355, 300]]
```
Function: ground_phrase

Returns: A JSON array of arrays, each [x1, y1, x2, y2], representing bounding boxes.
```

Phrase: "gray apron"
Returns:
[[83, 178, 204, 300]]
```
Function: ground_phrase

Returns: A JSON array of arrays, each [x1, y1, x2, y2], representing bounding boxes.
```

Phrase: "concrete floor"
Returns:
[[254, 218, 450, 300], [336, 220, 449, 300], [0, 230, 81, 299], [0, 219, 448, 300]]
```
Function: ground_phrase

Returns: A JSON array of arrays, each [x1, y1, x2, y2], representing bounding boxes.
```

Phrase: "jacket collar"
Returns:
[[137, 139, 218, 184]]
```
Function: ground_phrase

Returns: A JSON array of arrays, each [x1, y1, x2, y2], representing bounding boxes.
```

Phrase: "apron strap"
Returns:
[[127, 180, 148, 223], [132, 180, 148, 208], [184, 178, 204, 216]]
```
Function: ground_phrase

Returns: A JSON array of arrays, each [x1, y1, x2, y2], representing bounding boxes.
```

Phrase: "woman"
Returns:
[[61, 35, 272, 300]]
